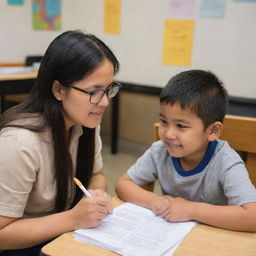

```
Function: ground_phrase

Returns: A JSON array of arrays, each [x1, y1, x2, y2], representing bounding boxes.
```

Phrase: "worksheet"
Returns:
[[74, 203, 196, 256]]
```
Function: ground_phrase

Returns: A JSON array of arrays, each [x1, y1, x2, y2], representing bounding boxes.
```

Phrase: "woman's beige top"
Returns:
[[0, 118, 103, 218]]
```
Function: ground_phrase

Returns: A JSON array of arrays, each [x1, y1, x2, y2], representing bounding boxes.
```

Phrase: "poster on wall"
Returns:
[[104, 0, 122, 34], [162, 19, 194, 66], [32, 0, 61, 30], [7, 0, 24, 5]]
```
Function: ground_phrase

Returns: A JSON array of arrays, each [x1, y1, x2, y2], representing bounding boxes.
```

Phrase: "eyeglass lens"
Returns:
[[90, 85, 120, 104]]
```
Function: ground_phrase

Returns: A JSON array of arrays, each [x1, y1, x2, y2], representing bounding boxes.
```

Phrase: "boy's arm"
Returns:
[[164, 196, 256, 232], [116, 173, 169, 213]]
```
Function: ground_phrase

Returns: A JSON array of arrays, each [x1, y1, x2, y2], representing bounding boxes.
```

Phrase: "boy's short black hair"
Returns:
[[160, 70, 228, 129]]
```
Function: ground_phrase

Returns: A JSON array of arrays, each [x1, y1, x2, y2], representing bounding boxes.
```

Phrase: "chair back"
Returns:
[[220, 114, 256, 186], [154, 123, 160, 141]]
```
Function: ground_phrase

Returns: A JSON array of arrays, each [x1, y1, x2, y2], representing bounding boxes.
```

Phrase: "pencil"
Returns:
[[73, 177, 92, 197]]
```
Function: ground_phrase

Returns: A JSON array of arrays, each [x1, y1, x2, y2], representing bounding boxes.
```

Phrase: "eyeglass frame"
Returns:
[[60, 81, 122, 104]]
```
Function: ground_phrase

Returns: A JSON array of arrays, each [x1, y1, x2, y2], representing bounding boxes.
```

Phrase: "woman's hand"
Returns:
[[70, 196, 109, 230], [89, 189, 113, 214]]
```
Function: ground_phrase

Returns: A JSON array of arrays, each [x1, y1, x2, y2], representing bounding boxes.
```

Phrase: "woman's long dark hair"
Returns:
[[0, 30, 119, 212]]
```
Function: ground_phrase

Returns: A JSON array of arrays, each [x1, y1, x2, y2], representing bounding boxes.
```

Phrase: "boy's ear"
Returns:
[[52, 80, 65, 101], [207, 121, 223, 141]]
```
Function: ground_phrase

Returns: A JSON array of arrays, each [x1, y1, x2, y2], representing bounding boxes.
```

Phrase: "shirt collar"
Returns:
[[172, 140, 218, 177]]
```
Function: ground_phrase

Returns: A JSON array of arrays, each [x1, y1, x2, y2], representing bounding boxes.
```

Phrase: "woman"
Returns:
[[0, 30, 120, 255]]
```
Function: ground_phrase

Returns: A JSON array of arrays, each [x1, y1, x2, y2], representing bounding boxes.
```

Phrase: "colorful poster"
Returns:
[[199, 0, 226, 18], [162, 19, 194, 66], [8, 0, 23, 4], [167, 0, 195, 18], [104, 0, 121, 34], [32, 0, 61, 30]]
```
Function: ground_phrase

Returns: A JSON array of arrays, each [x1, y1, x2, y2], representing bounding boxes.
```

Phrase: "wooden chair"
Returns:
[[220, 114, 256, 186], [154, 122, 160, 141], [153, 114, 256, 186]]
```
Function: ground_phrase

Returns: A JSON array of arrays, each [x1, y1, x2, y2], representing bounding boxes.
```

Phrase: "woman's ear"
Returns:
[[207, 121, 223, 141], [52, 80, 65, 101]]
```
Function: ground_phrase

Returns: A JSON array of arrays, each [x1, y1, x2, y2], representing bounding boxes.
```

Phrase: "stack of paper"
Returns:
[[73, 203, 197, 256]]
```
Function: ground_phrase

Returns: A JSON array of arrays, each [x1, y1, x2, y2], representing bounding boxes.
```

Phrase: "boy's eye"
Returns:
[[177, 124, 188, 129], [159, 119, 167, 125]]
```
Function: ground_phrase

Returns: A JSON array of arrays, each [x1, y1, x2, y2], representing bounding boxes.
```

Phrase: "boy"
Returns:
[[116, 70, 256, 231]]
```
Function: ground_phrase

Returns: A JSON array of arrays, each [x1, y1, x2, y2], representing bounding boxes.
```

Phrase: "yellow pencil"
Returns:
[[73, 177, 92, 197]]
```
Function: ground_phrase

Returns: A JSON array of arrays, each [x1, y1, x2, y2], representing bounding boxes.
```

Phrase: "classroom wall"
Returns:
[[1, 0, 256, 99], [0, 0, 92, 62], [1, 0, 255, 145]]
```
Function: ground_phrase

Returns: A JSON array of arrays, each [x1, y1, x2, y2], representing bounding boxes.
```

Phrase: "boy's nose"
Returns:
[[165, 127, 176, 140]]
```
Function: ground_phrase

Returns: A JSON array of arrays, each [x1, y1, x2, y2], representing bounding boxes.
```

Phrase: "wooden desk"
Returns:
[[0, 72, 37, 81], [42, 197, 256, 256], [0, 71, 37, 112]]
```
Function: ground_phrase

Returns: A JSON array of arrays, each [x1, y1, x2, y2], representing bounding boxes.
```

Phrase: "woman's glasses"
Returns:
[[62, 82, 121, 104]]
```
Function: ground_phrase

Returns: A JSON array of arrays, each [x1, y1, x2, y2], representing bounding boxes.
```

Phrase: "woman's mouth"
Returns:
[[89, 111, 104, 119]]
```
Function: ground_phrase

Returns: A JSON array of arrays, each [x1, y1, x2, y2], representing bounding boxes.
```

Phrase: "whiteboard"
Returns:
[[0, 0, 255, 99], [81, 0, 256, 99]]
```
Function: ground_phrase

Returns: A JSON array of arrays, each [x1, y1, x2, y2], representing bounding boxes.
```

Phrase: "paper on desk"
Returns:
[[74, 202, 197, 256], [0, 66, 37, 74]]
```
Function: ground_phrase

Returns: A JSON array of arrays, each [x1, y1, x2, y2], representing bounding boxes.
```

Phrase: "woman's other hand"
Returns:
[[89, 189, 113, 214]]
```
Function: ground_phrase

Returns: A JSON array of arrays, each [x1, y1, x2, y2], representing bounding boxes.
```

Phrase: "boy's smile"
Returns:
[[158, 103, 212, 170]]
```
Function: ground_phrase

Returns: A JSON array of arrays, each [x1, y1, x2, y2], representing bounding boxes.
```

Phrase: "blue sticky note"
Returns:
[[233, 0, 256, 2], [8, 0, 24, 5], [200, 0, 226, 18]]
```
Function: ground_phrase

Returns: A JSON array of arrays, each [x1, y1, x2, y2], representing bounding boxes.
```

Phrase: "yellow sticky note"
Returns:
[[104, 0, 121, 34], [163, 19, 194, 66]]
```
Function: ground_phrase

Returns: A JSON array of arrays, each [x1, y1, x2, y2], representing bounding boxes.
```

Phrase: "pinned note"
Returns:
[[162, 19, 194, 66], [167, 0, 195, 18], [104, 0, 122, 34], [200, 0, 226, 18]]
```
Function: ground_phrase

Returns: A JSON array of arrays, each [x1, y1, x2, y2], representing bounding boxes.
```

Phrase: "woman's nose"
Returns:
[[97, 93, 109, 107]]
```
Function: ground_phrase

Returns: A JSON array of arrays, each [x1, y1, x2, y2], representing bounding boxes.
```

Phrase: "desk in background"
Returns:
[[42, 197, 256, 256], [0, 71, 37, 112]]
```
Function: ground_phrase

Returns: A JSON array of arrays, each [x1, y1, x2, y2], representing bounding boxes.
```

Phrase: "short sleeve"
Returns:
[[223, 162, 256, 205], [93, 126, 103, 173], [0, 129, 39, 217], [127, 145, 158, 186]]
